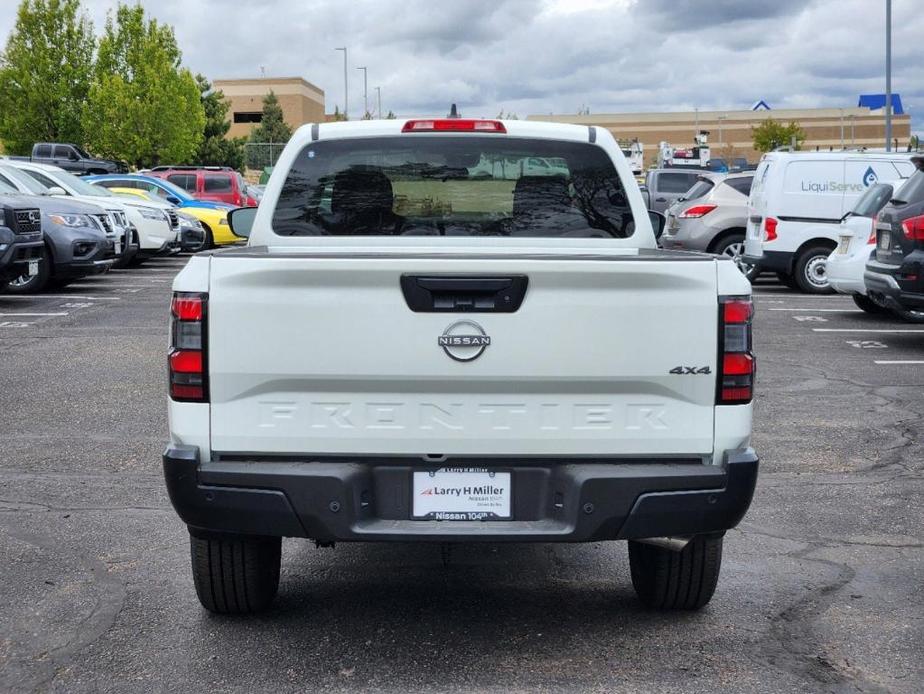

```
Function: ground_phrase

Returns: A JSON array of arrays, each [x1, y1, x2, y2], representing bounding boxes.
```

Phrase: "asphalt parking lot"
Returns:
[[1, 261, 922, 694]]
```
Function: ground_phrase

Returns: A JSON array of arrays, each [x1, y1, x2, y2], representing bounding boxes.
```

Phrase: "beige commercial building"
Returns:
[[214, 77, 326, 139], [529, 107, 912, 168]]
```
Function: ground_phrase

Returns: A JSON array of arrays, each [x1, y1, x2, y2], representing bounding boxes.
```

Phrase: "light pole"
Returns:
[[375, 86, 382, 119], [885, 0, 892, 151], [356, 66, 368, 118], [334, 47, 348, 120]]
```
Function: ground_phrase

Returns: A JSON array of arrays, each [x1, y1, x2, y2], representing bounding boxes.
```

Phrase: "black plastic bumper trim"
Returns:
[[163, 446, 758, 543]]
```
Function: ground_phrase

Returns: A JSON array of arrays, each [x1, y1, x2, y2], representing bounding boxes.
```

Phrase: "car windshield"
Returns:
[[273, 136, 634, 238], [682, 179, 714, 200], [50, 168, 115, 197], [851, 183, 896, 217], [0, 178, 20, 195], [891, 168, 924, 205], [150, 178, 191, 199], [0, 165, 48, 195]]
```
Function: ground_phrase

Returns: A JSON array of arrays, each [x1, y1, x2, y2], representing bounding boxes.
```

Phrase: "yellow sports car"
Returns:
[[86, 175, 242, 247]]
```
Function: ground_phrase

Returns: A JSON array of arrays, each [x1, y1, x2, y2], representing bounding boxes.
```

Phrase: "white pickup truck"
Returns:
[[164, 118, 758, 614]]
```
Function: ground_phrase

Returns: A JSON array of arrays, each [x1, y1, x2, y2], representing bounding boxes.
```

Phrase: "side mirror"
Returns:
[[228, 206, 257, 239], [69, 152, 79, 161], [46, 186, 68, 196], [166, 196, 180, 205], [648, 210, 666, 239]]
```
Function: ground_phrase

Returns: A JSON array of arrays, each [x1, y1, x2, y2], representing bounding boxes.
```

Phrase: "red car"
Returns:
[[147, 166, 256, 207]]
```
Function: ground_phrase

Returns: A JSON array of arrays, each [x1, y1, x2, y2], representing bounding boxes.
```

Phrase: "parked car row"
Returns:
[[649, 150, 924, 319], [0, 161, 247, 294]]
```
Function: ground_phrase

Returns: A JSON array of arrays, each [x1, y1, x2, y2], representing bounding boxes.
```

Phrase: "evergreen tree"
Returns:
[[0, 0, 95, 154], [249, 91, 292, 143], [194, 74, 245, 169]]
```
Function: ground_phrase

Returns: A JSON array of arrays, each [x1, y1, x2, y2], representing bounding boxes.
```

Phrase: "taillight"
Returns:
[[678, 204, 717, 219], [169, 292, 208, 402], [763, 217, 778, 242], [868, 215, 878, 244], [901, 214, 924, 241], [717, 296, 754, 405], [402, 119, 507, 133]]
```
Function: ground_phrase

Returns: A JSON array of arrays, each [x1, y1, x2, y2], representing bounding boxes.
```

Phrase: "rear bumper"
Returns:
[[827, 250, 869, 295], [163, 447, 759, 543], [865, 257, 924, 309], [743, 249, 789, 273]]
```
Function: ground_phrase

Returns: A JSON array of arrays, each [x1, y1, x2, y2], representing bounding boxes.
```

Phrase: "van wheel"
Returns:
[[852, 294, 890, 315], [794, 245, 835, 294], [189, 532, 281, 614], [5, 256, 51, 294], [713, 234, 760, 281], [776, 272, 799, 290], [628, 535, 723, 610]]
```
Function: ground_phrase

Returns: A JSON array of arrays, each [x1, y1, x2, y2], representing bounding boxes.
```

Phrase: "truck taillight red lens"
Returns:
[[402, 119, 507, 133], [169, 292, 208, 402], [717, 296, 754, 405]]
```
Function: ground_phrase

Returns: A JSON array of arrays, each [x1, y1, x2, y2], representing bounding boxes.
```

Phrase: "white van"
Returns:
[[742, 152, 915, 293]]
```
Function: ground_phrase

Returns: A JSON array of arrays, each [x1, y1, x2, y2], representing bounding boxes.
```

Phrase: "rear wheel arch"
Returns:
[[794, 236, 837, 259], [706, 227, 747, 254]]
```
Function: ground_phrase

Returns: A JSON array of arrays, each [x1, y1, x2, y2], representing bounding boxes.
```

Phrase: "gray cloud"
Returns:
[[0, 0, 920, 134]]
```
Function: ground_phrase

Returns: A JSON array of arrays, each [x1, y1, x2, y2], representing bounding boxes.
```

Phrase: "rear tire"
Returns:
[[794, 245, 835, 294], [189, 532, 281, 614], [712, 234, 760, 281], [628, 535, 723, 610], [852, 294, 890, 315]]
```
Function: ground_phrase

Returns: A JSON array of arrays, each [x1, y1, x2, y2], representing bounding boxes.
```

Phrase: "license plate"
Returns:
[[28, 260, 39, 276], [879, 232, 890, 250], [412, 468, 512, 520], [837, 236, 850, 254]]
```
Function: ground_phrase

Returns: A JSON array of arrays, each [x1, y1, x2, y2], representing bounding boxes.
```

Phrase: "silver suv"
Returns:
[[660, 172, 757, 279]]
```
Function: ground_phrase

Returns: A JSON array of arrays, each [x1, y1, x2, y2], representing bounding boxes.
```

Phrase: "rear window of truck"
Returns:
[[272, 136, 634, 238]]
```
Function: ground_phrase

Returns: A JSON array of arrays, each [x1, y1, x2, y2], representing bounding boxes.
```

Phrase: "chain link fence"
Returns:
[[245, 142, 287, 172]]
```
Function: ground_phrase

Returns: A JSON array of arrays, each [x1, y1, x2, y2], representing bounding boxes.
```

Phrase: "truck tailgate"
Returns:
[[207, 253, 718, 456]]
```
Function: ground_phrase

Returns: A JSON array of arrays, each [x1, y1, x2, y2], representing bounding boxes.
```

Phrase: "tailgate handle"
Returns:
[[401, 275, 528, 312]]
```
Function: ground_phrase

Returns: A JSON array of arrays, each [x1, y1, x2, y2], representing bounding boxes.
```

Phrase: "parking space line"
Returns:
[[0, 312, 68, 316], [769, 308, 863, 312], [812, 328, 924, 333], [874, 360, 924, 364], [0, 295, 121, 300]]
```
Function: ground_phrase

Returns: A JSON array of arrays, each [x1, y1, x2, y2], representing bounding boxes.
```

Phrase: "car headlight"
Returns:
[[136, 207, 166, 220], [177, 213, 203, 230], [49, 213, 91, 227]]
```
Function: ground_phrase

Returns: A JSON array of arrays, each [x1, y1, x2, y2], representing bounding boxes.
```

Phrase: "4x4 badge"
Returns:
[[438, 320, 491, 362]]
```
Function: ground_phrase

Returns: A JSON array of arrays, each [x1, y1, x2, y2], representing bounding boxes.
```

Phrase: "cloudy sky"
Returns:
[[2, 0, 921, 132]]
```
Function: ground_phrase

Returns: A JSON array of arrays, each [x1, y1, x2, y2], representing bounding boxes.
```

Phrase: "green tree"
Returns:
[[330, 105, 347, 122], [751, 117, 806, 152], [194, 74, 245, 169], [385, 110, 396, 120], [0, 0, 95, 154], [82, 3, 204, 167], [248, 91, 292, 143]]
